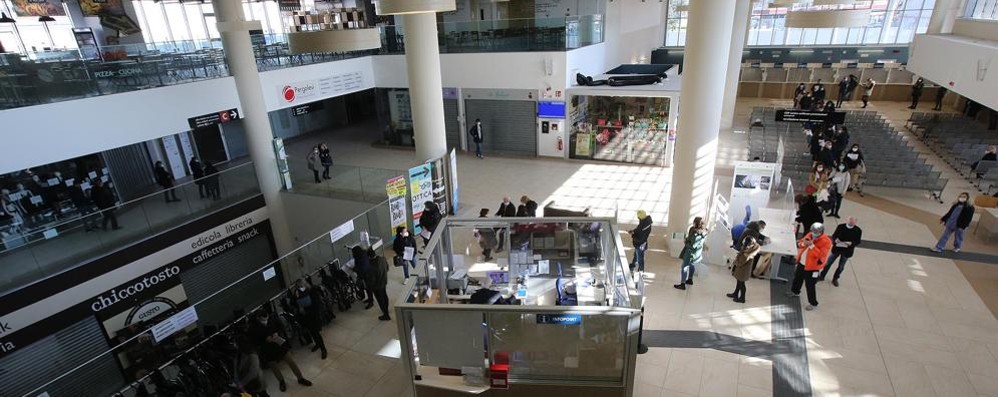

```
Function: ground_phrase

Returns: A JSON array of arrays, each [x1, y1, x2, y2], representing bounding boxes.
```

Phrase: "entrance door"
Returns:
[[192, 125, 228, 164], [464, 99, 537, 157]]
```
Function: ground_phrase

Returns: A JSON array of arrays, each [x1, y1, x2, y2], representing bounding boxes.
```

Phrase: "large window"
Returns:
[[0, 0, 76, 52], [965, 0, 998, 20], [664, 0, 937, 47], [131, 0, 290, 44]]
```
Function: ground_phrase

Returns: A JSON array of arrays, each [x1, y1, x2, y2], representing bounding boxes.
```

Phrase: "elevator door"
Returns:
[[464, 99, 537, 157], [444, 98, 461, 150]]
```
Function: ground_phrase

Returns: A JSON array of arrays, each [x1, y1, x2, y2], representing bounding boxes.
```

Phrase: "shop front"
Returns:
[[567, 94, 676, 166]]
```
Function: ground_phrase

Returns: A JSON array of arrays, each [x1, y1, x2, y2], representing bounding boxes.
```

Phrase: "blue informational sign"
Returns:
[[409, 164, 434, 235], [537, 101, 566, 118], [536, 313, 583, 325]]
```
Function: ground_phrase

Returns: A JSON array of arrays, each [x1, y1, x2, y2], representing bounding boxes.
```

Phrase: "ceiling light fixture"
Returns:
[[0, 13, 15, 23], [39, 15, 56, 22]]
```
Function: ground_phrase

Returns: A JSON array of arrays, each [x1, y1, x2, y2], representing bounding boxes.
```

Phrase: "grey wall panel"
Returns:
[[101, 142, 156, 201], [180, 235, 279, 326], [0, 317, 124, 397], [221, 121, 250, 160], [464, 99, 537, 157], [444, 99, 461, 150]]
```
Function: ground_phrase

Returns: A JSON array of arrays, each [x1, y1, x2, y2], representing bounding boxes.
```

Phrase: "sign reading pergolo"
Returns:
[[409, 164, 434, 235]]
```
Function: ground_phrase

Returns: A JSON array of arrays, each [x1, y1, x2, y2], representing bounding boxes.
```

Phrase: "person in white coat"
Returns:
[[827, 163, 851, 219]]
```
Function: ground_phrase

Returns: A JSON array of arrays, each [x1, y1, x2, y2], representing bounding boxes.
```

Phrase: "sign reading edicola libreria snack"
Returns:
[[386, 176, 408, 232], [408, 164, 433, 235]]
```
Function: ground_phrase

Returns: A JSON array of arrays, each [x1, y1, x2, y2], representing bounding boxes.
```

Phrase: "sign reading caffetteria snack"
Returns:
[[188, 109, 240, 129]]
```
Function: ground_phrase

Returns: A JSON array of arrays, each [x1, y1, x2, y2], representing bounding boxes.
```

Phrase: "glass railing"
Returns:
[[0, 161, 260, 295], [0, 39, 229, 111], [285, 157, 405, 203], [382, 15, 605, 54], [11, 200, 391, 397], [250, 33, 382, 71]]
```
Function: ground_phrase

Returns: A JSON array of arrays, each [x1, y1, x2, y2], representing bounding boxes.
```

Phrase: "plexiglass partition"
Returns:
[[394, 217, 643, 396]]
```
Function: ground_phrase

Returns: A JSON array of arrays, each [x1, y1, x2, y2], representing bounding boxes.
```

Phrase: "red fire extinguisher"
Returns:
[[557, 136, 564, 151]]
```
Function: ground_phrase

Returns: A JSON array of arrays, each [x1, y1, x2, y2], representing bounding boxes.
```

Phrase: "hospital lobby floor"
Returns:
[[255, 97, 998, 397]]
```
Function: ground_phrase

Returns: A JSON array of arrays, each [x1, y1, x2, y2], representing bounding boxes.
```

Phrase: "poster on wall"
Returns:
[[448, 149, 459, 215], [11, 0, 65, 16], [79, 0, 125, 16], [408, 164, 433, 235], [575, 133, 593, 157], [729, 161, 777, 225], [386, 176, 408, 232], [429, 158, 448, 218]]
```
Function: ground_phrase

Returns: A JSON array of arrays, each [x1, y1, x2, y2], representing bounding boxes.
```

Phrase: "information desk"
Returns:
[[757, 207, 797, 282], [397, 217, 643, 397]]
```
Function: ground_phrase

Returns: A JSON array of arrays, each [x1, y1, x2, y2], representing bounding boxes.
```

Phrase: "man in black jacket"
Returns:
[[497, 197, 517, 217], [520, 195, 538, 217], [469, 119, 484, 159], [292, 280, 328, 359], [154, 161, 180, 203], [909, 78, 925, 109], [91, 179, 120, 231], [818, 217, 862, 286], [629, 210, 653, 272]]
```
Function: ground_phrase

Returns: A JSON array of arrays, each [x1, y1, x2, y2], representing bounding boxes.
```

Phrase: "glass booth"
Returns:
[[394, 217, 644, 397]]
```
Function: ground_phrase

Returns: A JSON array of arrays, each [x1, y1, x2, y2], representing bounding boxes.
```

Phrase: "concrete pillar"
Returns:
[[402, 12, 449, 162], [667, 0, 738, 236], [720, 0, 753, 131], [212, 0, 294, 255], [927, 0, 967, 34]]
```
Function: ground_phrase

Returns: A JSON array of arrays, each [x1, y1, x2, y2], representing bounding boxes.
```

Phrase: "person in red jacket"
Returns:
[[787, 223, 832, 311]]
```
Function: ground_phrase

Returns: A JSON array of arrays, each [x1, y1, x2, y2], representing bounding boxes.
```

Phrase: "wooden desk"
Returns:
[[976, 208, 998, 240]]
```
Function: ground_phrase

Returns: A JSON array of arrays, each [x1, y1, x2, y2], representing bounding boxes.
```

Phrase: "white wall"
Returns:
[[602, 0, 665, 67], [0, 77, 240, 174], [952, 18, 998, 41], [374, 52, 568, 92], [908, 34, 998, 111], [565, 42, 608, 85]]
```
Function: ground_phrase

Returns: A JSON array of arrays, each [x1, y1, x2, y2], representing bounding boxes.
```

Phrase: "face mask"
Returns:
[[852, 148, 858, 152], [402, 232, 409, 237], [846, 224, 855, 229], [259, 318, 268, 325], [959, 197, 967, 203], [839, 166, 846, 171], [299, 286, 306, 292], [817, 167, 823, 172]]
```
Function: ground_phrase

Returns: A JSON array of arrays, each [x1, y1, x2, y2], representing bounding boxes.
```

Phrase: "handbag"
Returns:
[[393, 255, 403, 267], [804, 184, 818, 195]]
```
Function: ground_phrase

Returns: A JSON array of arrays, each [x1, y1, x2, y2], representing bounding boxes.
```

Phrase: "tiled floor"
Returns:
[[263, 98, 998, 397]]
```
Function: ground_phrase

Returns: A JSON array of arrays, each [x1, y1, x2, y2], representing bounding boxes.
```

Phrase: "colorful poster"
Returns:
[[448, 149, 459, 215], [79, 0, 125, 16], [386, 176, 408, 232], [408, 164, 433, 235], [575, 133, 593, 157], [11, 0, 65, 17]]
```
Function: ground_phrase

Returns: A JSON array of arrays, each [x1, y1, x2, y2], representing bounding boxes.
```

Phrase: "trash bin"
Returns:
[[667, 232, 685, 258]]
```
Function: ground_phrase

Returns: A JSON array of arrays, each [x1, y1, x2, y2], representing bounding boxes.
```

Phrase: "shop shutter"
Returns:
[[0, 317, 124, 397], [464, 99, 537, 157], [180, 235, 279, 326], [101, 142, 156, 201], [444, 99, 461, 150]]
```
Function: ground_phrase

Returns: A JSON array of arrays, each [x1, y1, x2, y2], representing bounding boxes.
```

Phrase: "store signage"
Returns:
[[290, 101, 325, 117], [188, 109, 240, 129], [408, 164, 434, 235], [386, 176, 408, 232], [538, 101, 566, 118], [575, 133, 593, 157], [329, 220, 355, 244], [448, 149, 459, 215], [150, 306, 198, 343], [279, 72, 366, 106], [536, 313, 582, 325], [775, 109, 846, 124]]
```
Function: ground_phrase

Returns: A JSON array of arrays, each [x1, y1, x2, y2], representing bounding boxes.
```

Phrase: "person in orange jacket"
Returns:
[[787, 223, 832, 311]]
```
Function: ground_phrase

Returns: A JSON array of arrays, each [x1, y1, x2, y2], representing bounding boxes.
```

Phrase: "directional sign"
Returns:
[[291, 101, 324, 117], [775, 109, 846, 124], [188, 109, 240, 129]]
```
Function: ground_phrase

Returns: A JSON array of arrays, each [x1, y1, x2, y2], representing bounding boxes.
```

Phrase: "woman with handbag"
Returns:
[[674, 217, 707, 290], [806, 163, 829, 196], [727, 234, 762, 303]]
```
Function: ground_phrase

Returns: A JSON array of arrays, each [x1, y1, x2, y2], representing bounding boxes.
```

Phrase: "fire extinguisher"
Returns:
[[557, 136, 564, 151]]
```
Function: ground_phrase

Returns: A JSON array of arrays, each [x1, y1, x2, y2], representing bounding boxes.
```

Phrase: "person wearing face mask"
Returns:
[[469, 119, 485, 159], [794, 83, 807, 109], [291, 279, 328, 359], [728, 232, 761, 304], [629, 210, 653, 273], [248, 310, 312, 391], [818, 140, 837, 169], [842, 144, 865, 192], [393, 226, 418, 281], [909, 77, 925, 109], [933, 193, 975, 253], [827, 163, 851, 219], [675, 217, 707, 290], [787, 223, 832, 311], [832, 126, 849, 160], [367, 246, 392, 321], [861, 78, 876, 108], [807, 163, 829, 195], [818, 217, 862, 287], [795, 194, 824, 237]]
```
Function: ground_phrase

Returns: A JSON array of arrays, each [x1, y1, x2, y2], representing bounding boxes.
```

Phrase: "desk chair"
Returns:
[[556, 262, 577, 306]]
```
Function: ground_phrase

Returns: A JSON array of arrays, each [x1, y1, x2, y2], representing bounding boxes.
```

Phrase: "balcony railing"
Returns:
[[0, 16, 604, 111], [285, 157, 404, 203], [0, 161, 260, 296], [382, 15, 605, 54]]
